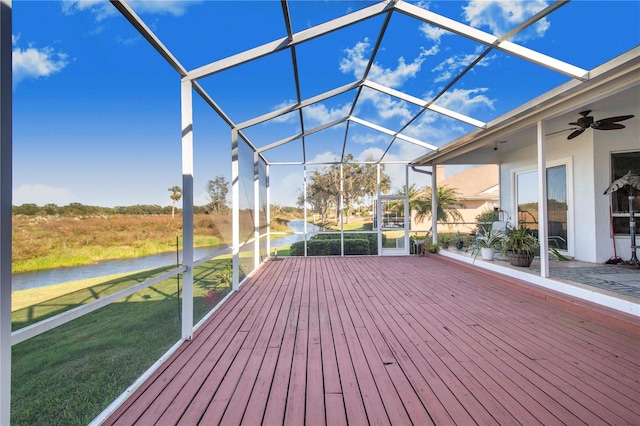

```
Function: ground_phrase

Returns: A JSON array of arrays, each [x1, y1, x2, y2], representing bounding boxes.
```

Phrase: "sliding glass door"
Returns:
[[516, 164, 569, 251]]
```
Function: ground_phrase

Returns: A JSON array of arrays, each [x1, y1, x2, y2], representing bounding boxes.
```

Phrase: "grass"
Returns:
[[12, 212, 299, 273], [310, 217, 373, 231], [11, 257, 235, 426], [12, 271, 135, 311], [8, 211, 301, 424]]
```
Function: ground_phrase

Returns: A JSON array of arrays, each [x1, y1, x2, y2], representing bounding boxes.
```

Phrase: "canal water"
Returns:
[[12, 220, 320, 291]]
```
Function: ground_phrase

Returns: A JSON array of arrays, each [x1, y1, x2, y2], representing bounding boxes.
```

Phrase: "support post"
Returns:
[[0, 1, 12, 423], [377, 164, 382, 255], [266, 163, 271, 258], [180, 78, 194, 340], [254, 151, 260, 268], [404, 164, 410, 253], [537, 120, 549, 277], [303, 165, 308, 257], [231, 129, 240, 290], [431, 165, 438, 244], [340, 163, 344, 256]]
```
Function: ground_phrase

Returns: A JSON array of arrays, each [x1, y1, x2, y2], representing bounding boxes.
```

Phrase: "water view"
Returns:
[[12, 220, 320, 291]]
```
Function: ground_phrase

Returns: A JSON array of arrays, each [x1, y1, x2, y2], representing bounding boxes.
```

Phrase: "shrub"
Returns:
[[310, 232, 379, 253], [290, 237, 373, 256]]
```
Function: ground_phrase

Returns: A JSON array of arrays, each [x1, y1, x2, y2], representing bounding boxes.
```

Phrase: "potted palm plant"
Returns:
[[501, 227, 540, 267], [439, 234, 452, 249], [472, 230, 503, 261]]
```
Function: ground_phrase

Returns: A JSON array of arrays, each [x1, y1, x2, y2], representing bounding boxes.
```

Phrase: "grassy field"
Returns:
[[12, 212, 295, 273], [11, 257, 236, 426]]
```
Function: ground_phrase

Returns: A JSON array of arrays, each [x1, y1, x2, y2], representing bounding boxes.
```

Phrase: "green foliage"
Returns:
[[291, 238, 372, 256], [11, 214, 227, 273], [290, 232, 382, 256], [426, 243, 439, 253], [302, 154, 391, 222], [207, 175, 230, 214], [438, 234, 452, 245], [475, 208, 498, 225], [11, 258, 233, 426], [12, 203, 181, 216], [501, 227, 540, 255], [395, 184, 462, 225]]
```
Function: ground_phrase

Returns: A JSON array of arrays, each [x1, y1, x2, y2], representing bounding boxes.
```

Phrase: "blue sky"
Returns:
[[11, 0, 640, 208]]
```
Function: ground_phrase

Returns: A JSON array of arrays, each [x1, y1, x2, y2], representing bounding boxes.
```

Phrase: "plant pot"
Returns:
[[455, 241, 464, 250], [506, 251, 534, 267], [480, 247, 495, 261]]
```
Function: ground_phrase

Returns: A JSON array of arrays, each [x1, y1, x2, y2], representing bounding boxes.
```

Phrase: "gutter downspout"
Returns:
[[411, 166, 437, 244]]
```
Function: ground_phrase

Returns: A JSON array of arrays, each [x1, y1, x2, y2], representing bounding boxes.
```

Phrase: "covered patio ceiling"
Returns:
[[413, 51, 640, 166], [115, 0, 640, 168]]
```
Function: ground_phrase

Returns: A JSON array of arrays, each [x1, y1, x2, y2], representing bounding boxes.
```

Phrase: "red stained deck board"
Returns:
[[320, 258, 369, 425], [376, 258, 636, 420], [103, 256, 640, 426], [412, 261, 640, 422]]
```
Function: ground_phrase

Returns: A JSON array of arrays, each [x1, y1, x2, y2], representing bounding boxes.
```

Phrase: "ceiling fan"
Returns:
[[566, 110, 635, 140]]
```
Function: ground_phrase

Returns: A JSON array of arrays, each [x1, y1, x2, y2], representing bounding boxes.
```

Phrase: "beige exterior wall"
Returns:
[[409, 165, 499, 235]]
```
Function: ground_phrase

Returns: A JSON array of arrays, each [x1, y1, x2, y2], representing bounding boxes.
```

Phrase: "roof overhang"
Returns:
[[411, 46, 640, 166]]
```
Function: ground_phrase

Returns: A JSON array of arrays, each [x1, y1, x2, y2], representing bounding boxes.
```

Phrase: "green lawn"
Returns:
[[11, 258, 234, 426]]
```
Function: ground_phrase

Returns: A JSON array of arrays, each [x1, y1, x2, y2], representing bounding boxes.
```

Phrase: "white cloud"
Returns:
[[309, 151, 341, 164], [61, 0, 118, 21], [62, 0, 201, 21], [350, 133, 388, 146], [339, 40, 437, 124], [436, 87, 494, 115], [359, 88, 413, 123], [462, 0, 551, 40], [304, 102, 352, 125], [419, 23, 448, 44], [12, 39, 69, 87], [401, 111, 466, 147], [13, 183, 77, 206], [128, 0, 201, 16], [340, 39, 435, 90], [339, 40, 370, 79], [431, 46, 496, 83], [270, 170, 302, 207], [356, 147, 385, 162]]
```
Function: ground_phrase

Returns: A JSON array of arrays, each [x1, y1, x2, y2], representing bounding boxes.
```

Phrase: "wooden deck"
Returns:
[[103, 256, 640, 425]]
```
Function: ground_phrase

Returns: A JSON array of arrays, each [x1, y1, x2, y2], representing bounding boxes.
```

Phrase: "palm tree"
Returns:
[[414, 185, 463, 224], [168, 186, 182, 219], [393, 184, 428, 222]]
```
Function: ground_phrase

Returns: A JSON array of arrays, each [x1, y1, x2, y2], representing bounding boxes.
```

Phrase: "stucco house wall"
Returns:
[[499, 101, 639, 263], [410, 164, 499, 235]]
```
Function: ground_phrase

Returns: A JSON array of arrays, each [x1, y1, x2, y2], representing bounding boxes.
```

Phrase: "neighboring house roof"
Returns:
[[437, 165, 499, 201]]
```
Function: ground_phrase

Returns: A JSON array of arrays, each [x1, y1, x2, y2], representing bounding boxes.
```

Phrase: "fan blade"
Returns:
[[595, 114, 634, 126], [567, 128, 586, 140], [591, 115, 633, 130], [594, 123, 625, 130]]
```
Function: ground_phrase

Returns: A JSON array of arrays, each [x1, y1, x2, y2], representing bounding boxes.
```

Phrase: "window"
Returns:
[[516, 164, 569, 251], [610, 151, 640, 235]]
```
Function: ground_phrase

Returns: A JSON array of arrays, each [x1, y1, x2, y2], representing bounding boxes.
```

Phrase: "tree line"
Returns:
[[13, 175, 232, 217], [299, 154, 392, 223], [299, 156, 463, 226]]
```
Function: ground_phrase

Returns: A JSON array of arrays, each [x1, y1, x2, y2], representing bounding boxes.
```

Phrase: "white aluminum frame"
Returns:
[[0, 1, 11, 424], [2, 0, 636, 422]]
